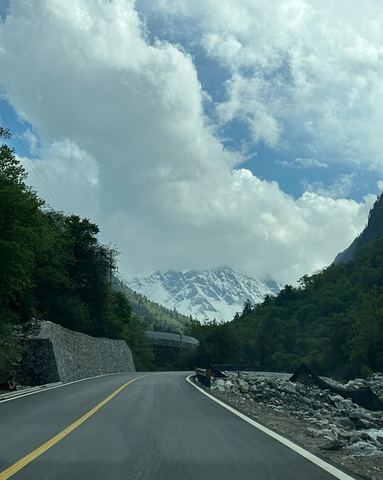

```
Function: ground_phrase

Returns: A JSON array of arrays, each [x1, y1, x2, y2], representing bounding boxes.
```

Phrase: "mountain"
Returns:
[[112, 276, 191, 333], [124, 267, 281, 323], [334, 192, 383, 265]]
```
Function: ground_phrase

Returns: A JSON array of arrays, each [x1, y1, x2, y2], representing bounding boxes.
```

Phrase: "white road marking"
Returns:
[[0, 372, 138, 403], [186, 375, 356, 480]]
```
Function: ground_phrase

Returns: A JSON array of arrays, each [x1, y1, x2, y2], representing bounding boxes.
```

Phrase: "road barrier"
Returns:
[[195, 368, 212, 388]]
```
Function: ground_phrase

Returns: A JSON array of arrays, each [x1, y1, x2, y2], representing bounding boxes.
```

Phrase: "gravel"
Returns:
[[205, 371, 383, 480]]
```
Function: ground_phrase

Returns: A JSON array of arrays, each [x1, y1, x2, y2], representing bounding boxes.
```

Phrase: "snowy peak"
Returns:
[[125, 267, 281, 323]]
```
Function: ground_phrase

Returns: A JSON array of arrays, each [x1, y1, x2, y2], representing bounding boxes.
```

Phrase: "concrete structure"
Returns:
[[145, 331, 199, 349], [145, 331, 199, 369]]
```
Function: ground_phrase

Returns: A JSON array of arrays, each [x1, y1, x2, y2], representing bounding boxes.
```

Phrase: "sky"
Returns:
[[0, 0, 382, 285]]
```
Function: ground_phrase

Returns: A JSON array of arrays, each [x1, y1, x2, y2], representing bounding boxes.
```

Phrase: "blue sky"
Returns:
[[0, 0, 382, 284], [136, 0, 380, 203]]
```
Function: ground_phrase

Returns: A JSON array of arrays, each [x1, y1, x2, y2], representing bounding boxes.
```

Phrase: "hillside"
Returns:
[[0, 127, 154, 380], [334, 192, 383, 264], [190, 237, 383, 379], [125, 267, 281, 322], [112, 277, 191, 333]]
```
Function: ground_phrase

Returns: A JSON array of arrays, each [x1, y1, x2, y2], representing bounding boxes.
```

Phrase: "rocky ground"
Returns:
[[207, 372, 383, 480]]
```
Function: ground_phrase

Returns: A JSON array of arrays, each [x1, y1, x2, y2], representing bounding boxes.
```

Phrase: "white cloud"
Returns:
[[0, 0, 378, 285], [295, 158, 328, 169], [153, 0, 383, 171], [19, 139, 100, 218], [301, 174, 357, 199], [277, 157, 328, 169]]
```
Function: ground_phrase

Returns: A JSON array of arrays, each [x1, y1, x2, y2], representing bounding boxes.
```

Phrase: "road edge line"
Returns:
[[0, 372, 142, 403], [186, 375, 355, 480]]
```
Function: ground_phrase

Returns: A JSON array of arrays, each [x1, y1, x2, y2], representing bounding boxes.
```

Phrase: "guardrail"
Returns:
[[195, 368, 214, 388], [213, 365, 330, 377]]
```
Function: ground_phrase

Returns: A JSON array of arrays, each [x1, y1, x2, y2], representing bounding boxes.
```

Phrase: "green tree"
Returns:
[[0, 128, 44, 319], [350, 287, 383, 374], [111, 292, 154, 370]]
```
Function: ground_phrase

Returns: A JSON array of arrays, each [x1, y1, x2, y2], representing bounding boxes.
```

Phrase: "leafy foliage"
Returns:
[[113, 278, 192, 333], [0, 312, 22, 386], [0, 128, 153, 380], [110, 292, 154, 370], [191, 239, 383, 379]]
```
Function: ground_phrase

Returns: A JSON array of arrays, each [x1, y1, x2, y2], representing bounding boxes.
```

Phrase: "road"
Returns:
[[0, 372, 357, 480]]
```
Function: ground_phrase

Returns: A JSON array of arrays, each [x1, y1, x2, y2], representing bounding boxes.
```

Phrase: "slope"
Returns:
[[112, 276, 191, 333], [190, 238, 383, 379], [334, 192, 383, 264]]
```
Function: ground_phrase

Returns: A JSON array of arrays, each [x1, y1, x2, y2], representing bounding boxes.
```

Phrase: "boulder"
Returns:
[[320, 439, 345, 451]]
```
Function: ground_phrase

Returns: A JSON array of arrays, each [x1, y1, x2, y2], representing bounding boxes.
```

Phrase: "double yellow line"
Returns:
[[0, 376, 146, 480]]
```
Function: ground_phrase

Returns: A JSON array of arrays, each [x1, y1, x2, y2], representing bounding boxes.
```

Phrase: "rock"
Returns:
[[213, 379, 226, 388], [267, 379, 279, 389], [346, 442, 381, 456], [360, 432, 375, 442], [239, 382, 249, 393], [353, 418, 373, 429], [214, 371, 383, 460], [341, 399, 354, 409], [320, 408, 331, 416], [320, 439, 345, 451], [331, 395, 344, 403], [338, 431, 357, 442], [349, 436, 360, 444], [321, 429, 337, 440], [336, 418, 355, 430], [282, 384, 298, 395]]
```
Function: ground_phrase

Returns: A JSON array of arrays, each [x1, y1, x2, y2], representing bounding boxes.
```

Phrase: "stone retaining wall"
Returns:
[[18, 321, 135, 385]]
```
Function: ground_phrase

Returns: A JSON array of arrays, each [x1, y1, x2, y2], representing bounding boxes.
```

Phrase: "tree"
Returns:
[[111, 292, 154, 370], [0, 127, 42, 382], [33, 210, 90, 332], [64, 215, 117, 336], [0, 312, 22, 385], [0, 126, 44, 319], [350, 287, 383, 374]]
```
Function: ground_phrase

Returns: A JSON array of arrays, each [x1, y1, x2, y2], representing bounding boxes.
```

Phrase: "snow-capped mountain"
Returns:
[[125, 267, 281, 323]]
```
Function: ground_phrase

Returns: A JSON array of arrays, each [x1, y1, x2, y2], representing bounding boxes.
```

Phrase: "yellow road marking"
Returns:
[[0, 375, 147, 480]]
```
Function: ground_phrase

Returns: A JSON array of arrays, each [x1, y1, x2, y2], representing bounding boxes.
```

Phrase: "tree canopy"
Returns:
[[0, 128, 153, 382], [190, 238, 383, 380]]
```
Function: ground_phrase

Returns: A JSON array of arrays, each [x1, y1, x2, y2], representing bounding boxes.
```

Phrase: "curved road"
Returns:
[[0, 372, 357, 480]]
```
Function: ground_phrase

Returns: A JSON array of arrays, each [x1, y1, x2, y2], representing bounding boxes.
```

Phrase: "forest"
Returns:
[[2, 123, 383, 382], [0, 126, 153, 382], [190, 236, 383, 380]]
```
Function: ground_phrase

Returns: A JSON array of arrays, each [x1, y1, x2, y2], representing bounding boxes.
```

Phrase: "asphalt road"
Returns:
[[0, 372, 357, 480]]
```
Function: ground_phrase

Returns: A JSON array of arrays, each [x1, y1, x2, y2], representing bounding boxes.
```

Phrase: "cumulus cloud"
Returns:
[[0, 0, 378, 285], [153, 0, 383, 170]]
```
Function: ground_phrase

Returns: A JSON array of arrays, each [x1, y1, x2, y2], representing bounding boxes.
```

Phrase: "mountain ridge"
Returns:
[[334, 192, 383, 265], [112, 276, 191, 332], [125, 267, 281, 323]]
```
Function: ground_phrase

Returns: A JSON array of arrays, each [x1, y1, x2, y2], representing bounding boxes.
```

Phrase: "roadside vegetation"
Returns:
[[2, 125, 383, 382], [0, 126, 153, 382], [113, 278, 192, 333], [190, 237, 383, 380]]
